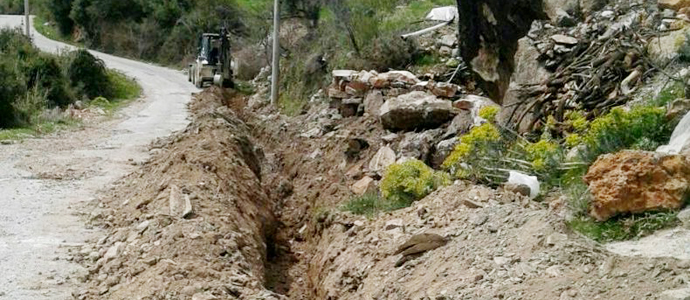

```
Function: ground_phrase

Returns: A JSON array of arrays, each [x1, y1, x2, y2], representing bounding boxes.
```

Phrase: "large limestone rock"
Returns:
[[455, 0, 546, 103], [647, 29, 690, 67], [498, 37, 552, 131], [379, 91, 455, 131], [584, 151, 690, 221]]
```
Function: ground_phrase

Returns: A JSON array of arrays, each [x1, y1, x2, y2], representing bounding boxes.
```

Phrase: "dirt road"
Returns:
[[0, 15, 196, 299]]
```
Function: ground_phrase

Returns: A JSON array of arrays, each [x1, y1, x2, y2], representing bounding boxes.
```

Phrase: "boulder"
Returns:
[[379, 91, 455, 131], [584, 151, 690, 221], [363, 90, 385, 116], [647, 29, 689, 67], [498, 37, 552, 132], [659, 0, 690, 10], [398, 130, 443, 161], [369, 146, 397, 175]]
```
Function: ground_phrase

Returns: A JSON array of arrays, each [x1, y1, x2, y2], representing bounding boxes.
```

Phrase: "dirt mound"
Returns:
[[75, 87, 283, 300], [307, 184, 682, 299], [76, 87, 690, 300]]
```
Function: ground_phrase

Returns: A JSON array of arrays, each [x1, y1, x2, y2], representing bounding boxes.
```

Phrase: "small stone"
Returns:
[[136, 220, 150, 233], [678, 260, 690, 269], [351, 176, 376, 196], [551, 34, 578, 45], [546, 265, 563, 277], [503, 183, 531, 197], [103, 242, 123, 262], [382, 133, 399, 143], [546, 233, 568, 246], [385, 219, 404, 231], [192, 293, 218, 300], [678, 208, 690, 228], [469, 214, 488, 226], [462, 199, 483, 209], [494, 256, 511, 266]]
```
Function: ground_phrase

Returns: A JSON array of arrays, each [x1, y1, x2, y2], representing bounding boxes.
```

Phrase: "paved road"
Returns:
[[0, 15, 196, 299]]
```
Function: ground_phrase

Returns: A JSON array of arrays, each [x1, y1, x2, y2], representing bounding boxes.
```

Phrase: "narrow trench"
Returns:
[[263, 227, 298, 296]]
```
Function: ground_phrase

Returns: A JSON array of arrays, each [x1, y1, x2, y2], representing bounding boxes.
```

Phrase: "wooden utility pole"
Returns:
[[24, 0, 30, 36], [271, 0, 280, 105]]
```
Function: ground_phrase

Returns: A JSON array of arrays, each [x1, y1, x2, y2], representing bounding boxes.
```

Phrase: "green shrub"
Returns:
[[381, 159, 450, 209], [581, 106, 671, 162], [442, 123, 504, 180], [25, 54, 74, 107], [66, 49, 111, 99]]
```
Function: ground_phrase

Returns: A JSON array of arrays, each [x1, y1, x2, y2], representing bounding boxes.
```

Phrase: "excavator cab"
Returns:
[[188, 28, 234, 88]]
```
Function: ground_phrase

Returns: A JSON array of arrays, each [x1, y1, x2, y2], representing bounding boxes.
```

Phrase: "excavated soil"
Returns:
[[76, 88, 690, 300]]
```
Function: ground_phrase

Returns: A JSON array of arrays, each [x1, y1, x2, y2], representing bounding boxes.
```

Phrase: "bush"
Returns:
[[381, 159, 450, 209], [66, 49, 111, 99], [442, 123, 504, 180], [581, 106, 671, 162], [25, 54, 74, 107]]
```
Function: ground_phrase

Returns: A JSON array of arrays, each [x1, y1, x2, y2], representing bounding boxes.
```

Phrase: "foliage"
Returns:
[[0, 28, 140, 130], [568, 212, 679, 242], [580, 106, 671, 162], [652, 81, 685, 107], [65, 49, 111, 99], [478, 106, 499, 123], [381, 159, 450, 209], [442, 123, 503, 180], [341, 193, 386, 217], [0, 0, 24, 14]]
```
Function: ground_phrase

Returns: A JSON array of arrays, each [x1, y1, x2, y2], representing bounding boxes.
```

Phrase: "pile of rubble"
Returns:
[[502, 0, 689, 132]]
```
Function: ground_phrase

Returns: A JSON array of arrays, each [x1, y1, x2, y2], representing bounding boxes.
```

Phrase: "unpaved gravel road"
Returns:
[[0, 15, 196, 299]]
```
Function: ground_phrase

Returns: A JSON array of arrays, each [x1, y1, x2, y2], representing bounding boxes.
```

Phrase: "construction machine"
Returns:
[[189, 27, 234, 88]]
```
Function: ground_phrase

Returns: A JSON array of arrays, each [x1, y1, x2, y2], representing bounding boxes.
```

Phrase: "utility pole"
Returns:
[[24, 0, 30, 37], [270, 0, 280, 105]]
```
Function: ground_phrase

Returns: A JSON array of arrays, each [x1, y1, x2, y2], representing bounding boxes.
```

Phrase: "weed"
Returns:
[[107, 70, 141, 101], [341, 193, 386, 217], [568, 212, 679, 242], [652, 81, 685, 107]]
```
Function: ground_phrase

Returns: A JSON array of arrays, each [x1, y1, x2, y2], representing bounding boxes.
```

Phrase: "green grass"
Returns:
[[89, 70, 142, 115], [568, 212, 679, 242], [651, 80, 685, 107], [341, 193, 388, 217], [0, 119, 79, 141]]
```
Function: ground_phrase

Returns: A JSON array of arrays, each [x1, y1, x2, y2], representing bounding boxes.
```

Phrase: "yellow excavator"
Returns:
[[188, 27, 234, 88]]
